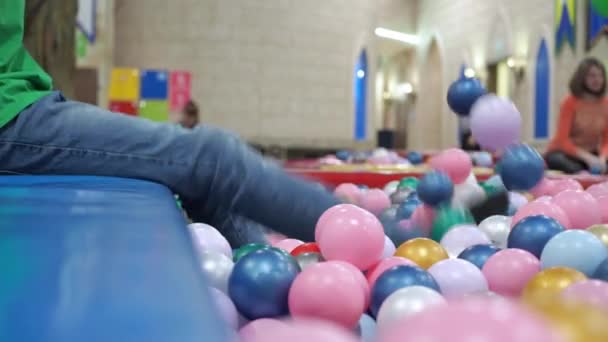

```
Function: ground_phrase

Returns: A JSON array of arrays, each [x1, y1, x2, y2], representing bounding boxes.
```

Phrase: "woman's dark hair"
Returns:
[[569, 57, 606, 98], [182, 100, 199, 126]]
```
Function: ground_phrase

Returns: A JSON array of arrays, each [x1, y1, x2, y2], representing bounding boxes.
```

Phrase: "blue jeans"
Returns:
[[0, 92, 338, 246]]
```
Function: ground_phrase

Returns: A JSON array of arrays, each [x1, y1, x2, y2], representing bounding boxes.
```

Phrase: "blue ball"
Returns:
[[406, 191, 420, 202], [447, 77, 486, 116], [396, 198, 422, 219], [336, 150, 351, 161], [370, 265, 439, 317], [499, 144, 545, 191], [458, 244, 501, 269], [416, 171, 454, 207], [383, 219, 424, 246], [407, 151, 424, 165], [228, 248, 300, 319], [591, 164, 603, 175], [540, 230, 608, 276], [592, 258, 608, 281], [508, 215, 565, 258]]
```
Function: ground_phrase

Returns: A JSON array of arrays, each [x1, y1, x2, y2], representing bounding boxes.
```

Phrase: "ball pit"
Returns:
[[193, 141, 608, 340]]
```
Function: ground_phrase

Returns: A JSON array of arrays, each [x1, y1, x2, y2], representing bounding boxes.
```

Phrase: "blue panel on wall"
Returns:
[[534, 39, 550, 139], [354, 50, 368, 141], [588, 3, 608, 49], [140, 70, 169, 100]]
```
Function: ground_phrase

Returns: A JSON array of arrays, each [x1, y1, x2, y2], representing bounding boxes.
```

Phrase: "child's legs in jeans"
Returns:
[[0, 92, 337, 246]]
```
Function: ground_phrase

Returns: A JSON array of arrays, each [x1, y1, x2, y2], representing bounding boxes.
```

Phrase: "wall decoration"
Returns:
[[555, 0, 576, 54], [76, 0, 96, 43], [169, 71, 192, 112], [354, 50, 368, 141], [534, 39, 550, 139], [587, 0, 608, 50]]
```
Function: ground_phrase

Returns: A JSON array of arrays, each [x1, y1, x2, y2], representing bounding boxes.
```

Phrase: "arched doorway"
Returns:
[[534, 39, 550, 139], [354, 50, 368, 141], [411, 39, 443, 150]]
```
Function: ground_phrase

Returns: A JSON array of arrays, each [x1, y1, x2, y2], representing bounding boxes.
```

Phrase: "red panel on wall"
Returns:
[[109, 101, 138, 116]]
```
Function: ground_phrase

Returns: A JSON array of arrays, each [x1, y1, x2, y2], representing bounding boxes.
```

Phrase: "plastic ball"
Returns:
[[376, 286, 445, 328], [417, 171, 454, 207], [377, 297, 558, 342], [383, 218, 425, 247], [273, 239, 304, 253], [356, 314, 377, 342], [396, 198, 421, 219], [370, 265, 440, 317], [239, 318, 288, 342], [334, 183, 361, 204], [508, 215, 565, 258], [189, 223, 233, 259], [439, 224, 491, 258], [470, 95, 522, 151], [511, 200, 571, 229], [586, 183, 608, 199], [383, 180, 399, 196], [199, 251, 234, 293], [366, 256, 417, 289], [592, 258, 608, 281], [241, 318, 360, 342], [209, 287, 239, 330], [446, 76, 486, 116], [290, 242, 320, 256], [317, 204, 385, 270], [552, 190, 601, 229], [548, 178, 583, 196], [522, 267, 587, 302], [431, 206, 475, 242], [394, 238, 448, 269], [597, 196, 608, 224], [288, 261, 366, 328], [530, 177, 555, 197], [478, 215, 511, 249], [229, 248, 300, 320], [540, 230, 608, 276], [429, 148, 473, 184], [233, 243, 270, 263], [382, 235, 397, 258], [458, 244, 501, 269], [390, 188, 413, 205], [482, 248, 540, 297], [587, 224, 608, 248], [410, 205, 435, 235], [406, 151, 424, 165], [562, 279, 608, 311], [499, 144, 544, 191], [294, 252, 324, 270], [428, 259, 488, 298], [508, 191, 529, 212], [359, 189, 391, 216], [335, 150, 351, 161], [451, 182, 486, 208], [471, 151, 494, 167]]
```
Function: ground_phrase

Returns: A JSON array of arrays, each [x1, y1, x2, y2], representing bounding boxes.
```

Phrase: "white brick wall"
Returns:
[[114, 0, 384, 148]]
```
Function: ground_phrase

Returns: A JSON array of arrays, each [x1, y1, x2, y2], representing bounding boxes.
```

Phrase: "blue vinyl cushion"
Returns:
[[0, 176, 228, 342]]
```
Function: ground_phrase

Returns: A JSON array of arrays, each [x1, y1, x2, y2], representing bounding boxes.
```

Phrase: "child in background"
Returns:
[[0, 0, 338, 247], [179, 100, 200, 129], [545, 57, 608, 174]]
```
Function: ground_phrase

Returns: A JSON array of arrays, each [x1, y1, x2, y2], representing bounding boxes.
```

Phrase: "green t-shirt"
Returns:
[[0, 0, 53, 128]]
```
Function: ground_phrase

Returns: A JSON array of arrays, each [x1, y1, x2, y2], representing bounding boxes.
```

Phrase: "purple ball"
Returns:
[[470, 95, 522, 151]]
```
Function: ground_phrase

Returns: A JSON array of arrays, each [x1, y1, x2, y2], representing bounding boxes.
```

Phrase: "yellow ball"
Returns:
[[526, 297, 608, 342], [522, 267, 587, 303], [394, 238, 448, 269], [587, 224, 608, 248]]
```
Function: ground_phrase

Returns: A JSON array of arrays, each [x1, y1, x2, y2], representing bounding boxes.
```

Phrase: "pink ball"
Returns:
[[246, 319, 359, 342], [562, 280, 608, 311], [273, 239, 304, 253], [511, 200, 571, 228], [430, 148, 473, 184], [548, 178, 583, 196], [288, 262, 366, 328], [366, 256, 417, 289], [240, 319, 289, 342], [334, 183, 361, 204], [410, 205, 435, 236], [586, 183, 608, 199], [377, 297, 559, 342], [359, 189, 391, 216], [529, 178, 555, 198], [597, 196, 608, 224], [552, 190, 601, 229], [328, 261, 371, 310], [317, 204, 385, 270], [482, 249, 540, 297]]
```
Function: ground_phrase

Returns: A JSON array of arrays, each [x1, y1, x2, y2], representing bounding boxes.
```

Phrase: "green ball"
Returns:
[[398, 177, 419, 190], [431, 206, 475, 242], [233, 243, 270, 262], [592, 0, 608, 17], [480, 182, 500, 196]]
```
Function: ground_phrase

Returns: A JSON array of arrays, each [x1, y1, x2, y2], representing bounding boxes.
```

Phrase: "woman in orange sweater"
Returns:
[[545, 57, 608, 174]]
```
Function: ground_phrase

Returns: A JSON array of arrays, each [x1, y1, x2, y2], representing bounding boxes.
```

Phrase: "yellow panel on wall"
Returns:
[[109, 68, 140, 101]]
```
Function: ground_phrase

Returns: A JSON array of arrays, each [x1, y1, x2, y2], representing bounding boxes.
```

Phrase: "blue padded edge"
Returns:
[[0, 176, 227, 342]]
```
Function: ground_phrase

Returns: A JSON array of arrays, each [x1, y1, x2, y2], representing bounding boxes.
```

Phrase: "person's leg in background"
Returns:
[[0, 92, 338, 246], [545, 150, 587, 174]]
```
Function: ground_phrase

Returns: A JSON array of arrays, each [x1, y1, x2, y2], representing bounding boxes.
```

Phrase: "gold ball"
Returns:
[[587, 224, 608, 248], [522, 267, 587, 303], [394, 238, 448, 269]]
